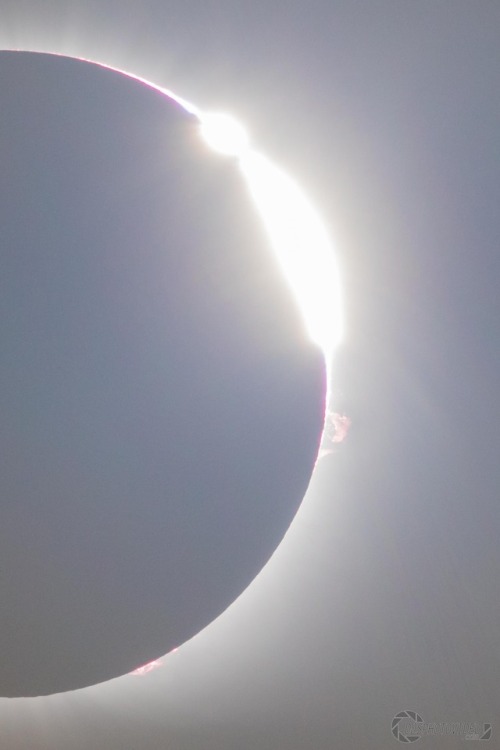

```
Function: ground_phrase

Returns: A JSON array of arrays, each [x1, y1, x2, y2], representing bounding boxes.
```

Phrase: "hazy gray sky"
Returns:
[[0, 2, 499, 748]]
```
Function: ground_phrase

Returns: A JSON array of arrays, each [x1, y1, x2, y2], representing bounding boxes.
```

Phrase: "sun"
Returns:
[[199, 112, 250, 157], [199, 111, 343, 379]]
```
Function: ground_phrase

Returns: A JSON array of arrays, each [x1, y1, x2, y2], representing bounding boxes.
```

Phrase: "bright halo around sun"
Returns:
[[199, 110, 342, 381], [200, 112, 250, 157]]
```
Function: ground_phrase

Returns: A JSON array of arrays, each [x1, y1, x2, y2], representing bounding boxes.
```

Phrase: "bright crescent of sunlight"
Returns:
[[239, 151, 342, 363], [199, 111, 343, 378]]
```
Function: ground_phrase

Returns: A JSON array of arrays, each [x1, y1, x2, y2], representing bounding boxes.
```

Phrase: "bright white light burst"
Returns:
[[199, 110, 342, 386], [200, 112, 250, 157]]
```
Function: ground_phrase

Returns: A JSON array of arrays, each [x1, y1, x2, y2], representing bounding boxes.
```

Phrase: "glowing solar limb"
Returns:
[[239, 151, 342, 365], [198, 111, 342, 376], [130, 659, 163, 676]]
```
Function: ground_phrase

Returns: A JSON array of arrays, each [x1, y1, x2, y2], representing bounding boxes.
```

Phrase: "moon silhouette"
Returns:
[[0, 51, 325, 698]]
